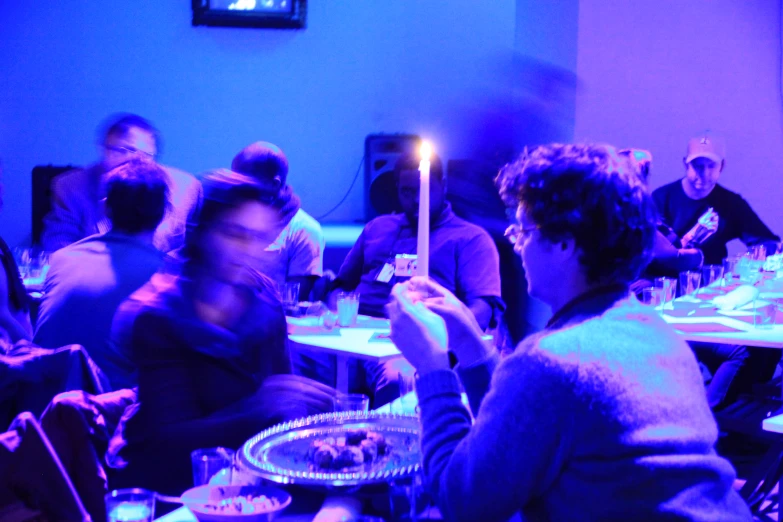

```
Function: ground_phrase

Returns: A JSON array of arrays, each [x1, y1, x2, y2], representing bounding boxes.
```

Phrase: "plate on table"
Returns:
[[238, 411, 420, 488]]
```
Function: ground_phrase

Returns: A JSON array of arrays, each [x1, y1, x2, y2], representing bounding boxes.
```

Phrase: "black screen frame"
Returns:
[[192, 0, 307, 29]]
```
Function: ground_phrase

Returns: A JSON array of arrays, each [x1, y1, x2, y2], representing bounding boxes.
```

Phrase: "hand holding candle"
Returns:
[[417, 141, 432, 279]]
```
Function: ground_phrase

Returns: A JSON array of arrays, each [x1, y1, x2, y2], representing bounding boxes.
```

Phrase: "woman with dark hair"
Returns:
[[0, 162, 32, 343], [618, 148, 706, 284], [386, 144, 750, 521], [108, 170, 334, 495]]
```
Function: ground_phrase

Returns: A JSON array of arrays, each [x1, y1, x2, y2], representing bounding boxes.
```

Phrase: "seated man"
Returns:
[[653, 133, 779, 266], [333, 152, 502, 327], [387, 144, 750, 521], [231, 141, 324, 300], [34, 158, 169, 389], [329, 153, 503, 405], [42, 113, 202, 254]]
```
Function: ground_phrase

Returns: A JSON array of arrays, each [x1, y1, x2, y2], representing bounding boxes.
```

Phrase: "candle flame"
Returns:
[[420, 141, 433, 161]]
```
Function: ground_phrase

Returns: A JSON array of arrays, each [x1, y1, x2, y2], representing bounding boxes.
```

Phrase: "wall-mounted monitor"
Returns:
[[192, 0, 307, 29]]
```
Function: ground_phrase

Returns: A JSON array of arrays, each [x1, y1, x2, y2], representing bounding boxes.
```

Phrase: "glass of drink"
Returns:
[[752, 299, 777, 330], [281, 282, 300, 315], [723, 257, 740, 285], [701, 265, 725, 289], [191, 447, 234, 487], [105, 489, 155, 522], [653, 277, 676, 308], [333, 393, 370, 412], [336, 291, 360, 327], [679, 270, 701, 297], [640, 287, 664, 308]]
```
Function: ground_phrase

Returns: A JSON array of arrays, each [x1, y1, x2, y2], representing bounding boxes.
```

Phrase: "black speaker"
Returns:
[[32, 165, 77, 246], [364, 134, 420, 220]]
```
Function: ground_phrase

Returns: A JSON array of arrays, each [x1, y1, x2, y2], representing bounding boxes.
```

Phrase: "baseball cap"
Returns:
[[685, 135, 726, 164]]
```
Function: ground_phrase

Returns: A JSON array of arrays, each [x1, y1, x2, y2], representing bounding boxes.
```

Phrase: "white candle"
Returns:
[[417, 141, 432, 279]]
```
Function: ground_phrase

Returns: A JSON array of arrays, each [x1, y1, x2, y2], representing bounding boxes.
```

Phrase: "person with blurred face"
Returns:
[[106, 170, 334, 494], [328, 152, 503, 406], [652, 134, 778, 266], [230, 142, 324, 300], [386, 144, 750, 521], [42, 113, 202, 253]]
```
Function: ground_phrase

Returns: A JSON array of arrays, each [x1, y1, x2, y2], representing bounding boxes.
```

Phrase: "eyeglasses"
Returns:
[[504, 224, 538, 244], [104, 144, 155, 159], [215, 222, 276, 244]]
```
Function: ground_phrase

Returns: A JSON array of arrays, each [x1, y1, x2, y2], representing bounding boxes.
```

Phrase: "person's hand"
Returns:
[[403, 277, 491, 367], [386, 281, 450, 374], [253, 374, 338, 421]]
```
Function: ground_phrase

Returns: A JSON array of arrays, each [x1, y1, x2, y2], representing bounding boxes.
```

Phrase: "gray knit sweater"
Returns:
[[416, 288, 751, 521]]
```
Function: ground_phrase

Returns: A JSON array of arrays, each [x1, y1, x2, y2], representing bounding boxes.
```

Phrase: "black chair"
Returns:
[[31, 165, 77, 246]]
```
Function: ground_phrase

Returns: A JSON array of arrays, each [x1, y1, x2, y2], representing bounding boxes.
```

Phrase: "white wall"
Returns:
[[575, 0, 783, 250], [0, 1, 516, 247]]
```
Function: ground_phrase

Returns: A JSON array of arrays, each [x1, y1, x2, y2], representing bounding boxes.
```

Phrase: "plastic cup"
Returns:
[[333, 393, 370, 412], [336, 292, 360, 327], [281, 282, 300, 315], [679, 270, 701, 297], [191, 447, 234, 487], [105, 489, 155, 522]]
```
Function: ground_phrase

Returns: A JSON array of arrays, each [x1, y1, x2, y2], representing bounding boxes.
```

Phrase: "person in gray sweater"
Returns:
[[387, 144, 751, 521]]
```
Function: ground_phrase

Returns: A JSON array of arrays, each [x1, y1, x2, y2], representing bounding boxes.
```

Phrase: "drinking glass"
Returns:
[[653, 277, 676, 307], [105, 489, 155, 522], [752, 299, 777, 330], [281, 282, 300, 314], [191, 447, 234, 487], [640, 287, 664, 308], [701, 265, 724, 288], [395, 371, 418, 414], [748, 245, 767, 261], [333, 393, 370, 412], [336, 291, 360, 327], [679, 270, 701, 297], [723, 257, 740, 285]]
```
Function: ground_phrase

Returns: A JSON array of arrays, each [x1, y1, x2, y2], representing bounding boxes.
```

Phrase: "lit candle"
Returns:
[[417, 141, 432, 279]]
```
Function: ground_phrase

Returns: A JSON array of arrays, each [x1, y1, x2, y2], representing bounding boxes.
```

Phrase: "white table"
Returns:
[[287, 316, 401, 393], [662, 313, 783, 349]]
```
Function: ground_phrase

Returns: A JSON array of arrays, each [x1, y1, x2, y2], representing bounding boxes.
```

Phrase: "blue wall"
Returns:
[[0, 1, 551, 248]]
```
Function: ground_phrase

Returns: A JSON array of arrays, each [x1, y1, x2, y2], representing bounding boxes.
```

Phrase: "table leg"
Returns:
[[335, 355, 349, 394]]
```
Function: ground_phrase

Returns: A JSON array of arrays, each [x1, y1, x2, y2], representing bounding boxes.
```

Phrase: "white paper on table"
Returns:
[[712, 285, 759, 311]]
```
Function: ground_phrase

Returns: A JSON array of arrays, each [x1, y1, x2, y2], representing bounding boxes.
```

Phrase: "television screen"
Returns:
[[192, 0, 306, 29]]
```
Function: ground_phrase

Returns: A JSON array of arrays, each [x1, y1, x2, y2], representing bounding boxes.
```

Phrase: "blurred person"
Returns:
[[34, 158, 169, 388], [329, 152, 503, 406], [0, 160, 32, 343], [42, 113, 202, 254], [653, 134, 779, 266], [387, 144, 750, 521], [231, 141, 324, 300], [106, 170, 334, 495]]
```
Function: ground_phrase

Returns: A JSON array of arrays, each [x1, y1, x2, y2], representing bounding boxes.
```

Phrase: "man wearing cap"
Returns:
[[652, 134, 779, 266], [654, 135, 780, 411], [231, 141, 324, 300]]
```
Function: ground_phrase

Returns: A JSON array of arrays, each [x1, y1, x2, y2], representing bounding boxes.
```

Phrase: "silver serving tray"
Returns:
[[237, 411, 420, 487]]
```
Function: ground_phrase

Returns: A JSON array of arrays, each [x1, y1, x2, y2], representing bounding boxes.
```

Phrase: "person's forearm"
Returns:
[[0, 312, 32, 342], [467, 299, 492, 331]]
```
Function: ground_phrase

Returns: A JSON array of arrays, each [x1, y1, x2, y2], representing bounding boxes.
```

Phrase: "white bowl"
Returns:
[[180, 485, 292, 522]]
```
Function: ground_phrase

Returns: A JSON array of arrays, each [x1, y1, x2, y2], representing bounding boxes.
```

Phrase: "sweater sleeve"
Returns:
[[416, 346, 575, 522]]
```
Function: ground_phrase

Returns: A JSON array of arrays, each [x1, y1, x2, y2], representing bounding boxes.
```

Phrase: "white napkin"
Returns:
[[712, 285, 760, 311]]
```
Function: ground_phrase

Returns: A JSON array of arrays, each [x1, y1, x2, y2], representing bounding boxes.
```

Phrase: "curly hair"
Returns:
[[495, 143, 655, 285]]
